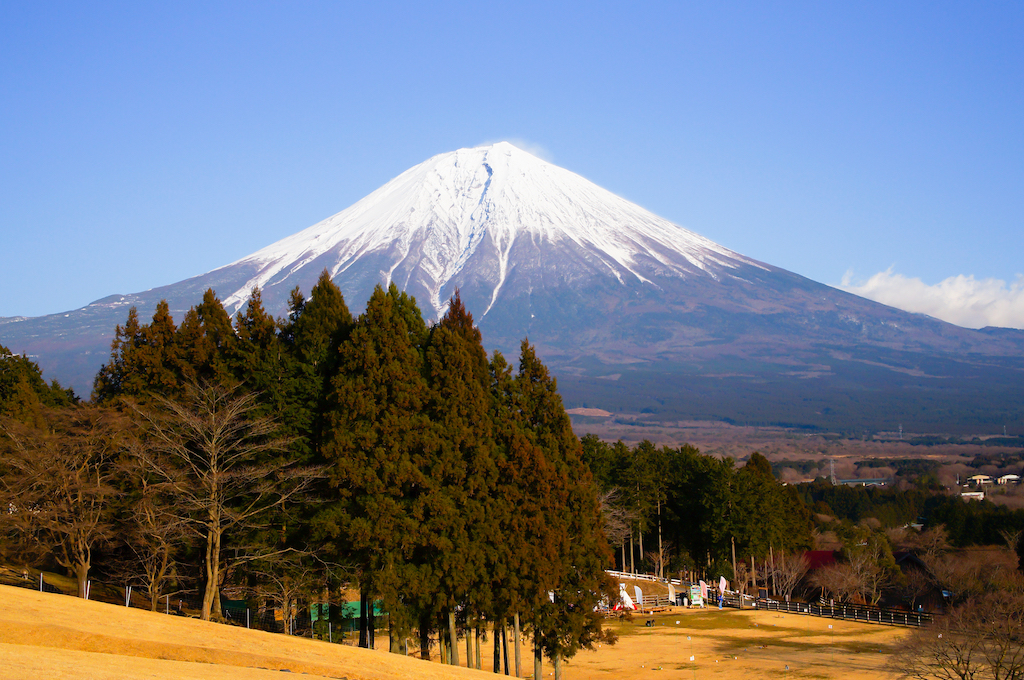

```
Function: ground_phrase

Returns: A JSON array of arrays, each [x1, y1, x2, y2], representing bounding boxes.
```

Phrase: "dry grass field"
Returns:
[[567, 607, 904, 680], [0, 583, 910, 680]]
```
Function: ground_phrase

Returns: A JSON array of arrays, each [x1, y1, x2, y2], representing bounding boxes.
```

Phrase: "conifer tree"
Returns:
[[189, 289, 236, 386], [489, 341, 614, 669], [279, 271, 352, 461], [513, 341, 615, 664], [319, 283, 430, 648], [230, 287, 284, 417], [93, 307, 146, 400], [94, 301, 182, 401], [0, 343, 76, 425], [420, 291, 498, 660]]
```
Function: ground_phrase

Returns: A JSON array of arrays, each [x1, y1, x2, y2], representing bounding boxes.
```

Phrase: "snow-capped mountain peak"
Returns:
[[219, 142, 760, 318]]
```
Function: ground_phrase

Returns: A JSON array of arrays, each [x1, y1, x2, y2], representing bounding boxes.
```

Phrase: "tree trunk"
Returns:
[[75, 560, 89, 599], [553, 652, 562, 680], [534, 635, 542, 680], [730, 536, 737, 588], [389, 615, 403, 654], [513, 612, 521, 677], [657, 499, 663, 579], [201, 527, 220, 620], [359, 589, 369, 648], [639, 530, 644, 573], [502, 620, 510, 675], [629, 531, 635, 574], [750, 554, 756, 595], [466, 620, 473, 668], [368, 597, 375, 649], [475, 625, 482, 669], [440, 625, 447, 664], [493, 618, 501, 673], [419, 614, 431, 661], [449, 611, 459, 667]]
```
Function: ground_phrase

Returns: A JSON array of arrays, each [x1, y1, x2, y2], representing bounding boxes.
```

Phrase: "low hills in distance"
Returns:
[[4, 143, 1023, 433]]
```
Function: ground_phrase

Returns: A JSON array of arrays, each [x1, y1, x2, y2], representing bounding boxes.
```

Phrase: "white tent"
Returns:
[[616, 583, 636, 610]]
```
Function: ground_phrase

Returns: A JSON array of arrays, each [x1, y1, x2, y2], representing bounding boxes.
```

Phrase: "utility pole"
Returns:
[[731, 536, 737, 590]]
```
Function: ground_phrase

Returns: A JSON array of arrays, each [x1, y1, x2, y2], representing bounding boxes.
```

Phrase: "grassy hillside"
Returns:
[[0, 583, 906, 680], [0, 585, 486, 680]]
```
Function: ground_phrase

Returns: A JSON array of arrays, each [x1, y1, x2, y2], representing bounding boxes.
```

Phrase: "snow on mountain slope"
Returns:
[[219, 142, 762, 318]]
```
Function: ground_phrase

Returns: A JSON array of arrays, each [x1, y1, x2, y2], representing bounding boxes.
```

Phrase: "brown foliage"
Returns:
[[129, 381, 321, 621], [889, 582, 1024, 680], [0, 406, 125, 596]]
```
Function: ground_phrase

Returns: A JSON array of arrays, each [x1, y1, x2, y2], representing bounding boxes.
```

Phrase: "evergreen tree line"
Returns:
[[581, 437, 813, 584], [1, 272, 614, 674], [0, 343, 77, 423], [798, 480, 1024, 549]]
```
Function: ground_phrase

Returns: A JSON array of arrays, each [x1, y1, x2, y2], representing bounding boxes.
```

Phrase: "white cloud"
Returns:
[[477, 138, 553, 162], [840, 268, 1024, 330]]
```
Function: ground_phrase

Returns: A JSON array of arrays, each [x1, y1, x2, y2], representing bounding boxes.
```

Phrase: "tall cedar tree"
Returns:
[[230, 287, 284, 419], [279, 271, 352, 461], [93, 306, 149, 400], [493, 341, 615, 667], [94, 290, 236, 402], [420, 291, 498, 659], [319, 283, 430, 646]]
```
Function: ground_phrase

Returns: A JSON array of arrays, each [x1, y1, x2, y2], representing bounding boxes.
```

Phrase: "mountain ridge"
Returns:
[[3, 143, 1024, 432]]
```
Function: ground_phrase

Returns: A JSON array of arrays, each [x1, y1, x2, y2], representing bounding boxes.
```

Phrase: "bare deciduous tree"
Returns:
[[0, 406, 123, 597], [645, 540, 673, 584], [770, 551, 809, 601], [111, 440, 190, 610], [895, 568, 934, 613], [246, 549, 330, 635], [847, 542, 894, 606], [809, 562, 861, 603], [889, 587, 1024, 680], [131, 381, 321, 621]]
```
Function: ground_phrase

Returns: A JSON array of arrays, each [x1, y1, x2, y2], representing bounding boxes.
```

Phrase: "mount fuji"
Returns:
[[4, 143, 1024, 431]]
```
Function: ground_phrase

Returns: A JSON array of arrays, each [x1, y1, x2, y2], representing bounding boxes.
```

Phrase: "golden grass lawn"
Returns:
[[0, 585, 907, 680]]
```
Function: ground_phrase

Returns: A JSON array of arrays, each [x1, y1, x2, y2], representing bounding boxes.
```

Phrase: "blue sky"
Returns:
[[2, 2, 1022, 326]]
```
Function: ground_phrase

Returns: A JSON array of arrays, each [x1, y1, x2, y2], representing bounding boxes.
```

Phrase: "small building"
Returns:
[[835, 477, 889, 487], [961, 491, 985, 501], [967, 474, 993, 486], [803, 550, 839, 571], [998, 474, 1020, 485]]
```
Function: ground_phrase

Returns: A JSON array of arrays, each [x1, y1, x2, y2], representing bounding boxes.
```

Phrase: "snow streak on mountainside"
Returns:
[[218, 142, 763, 319]]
